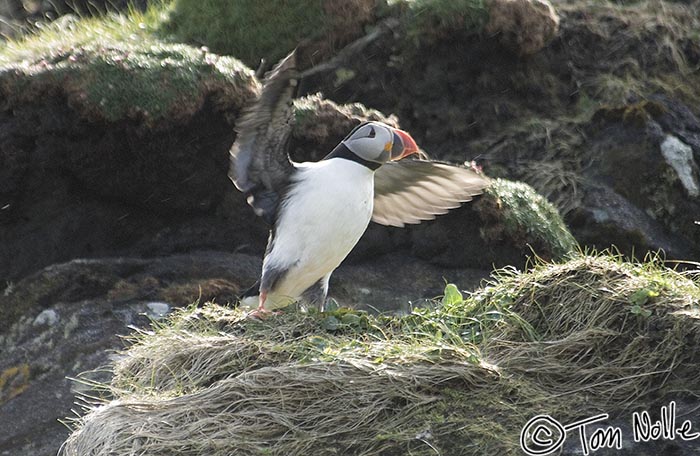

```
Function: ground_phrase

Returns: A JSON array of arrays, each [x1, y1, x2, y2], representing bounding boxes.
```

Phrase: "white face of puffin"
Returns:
[[342, 121, 419, 165]]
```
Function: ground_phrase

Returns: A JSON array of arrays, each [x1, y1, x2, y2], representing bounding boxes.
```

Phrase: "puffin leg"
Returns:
[[246, 290, 274, 319], [247, 263, 289, 319], [301, 273, 331, 312]]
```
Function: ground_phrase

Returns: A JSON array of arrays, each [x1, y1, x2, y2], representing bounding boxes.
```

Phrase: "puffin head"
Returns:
[[342, 121, 420, 165]]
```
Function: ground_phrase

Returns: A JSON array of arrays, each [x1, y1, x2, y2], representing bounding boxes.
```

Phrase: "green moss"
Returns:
[[160, 0, 326, 68], [0, 6, 259, 124], [482, 178, 578, 260]]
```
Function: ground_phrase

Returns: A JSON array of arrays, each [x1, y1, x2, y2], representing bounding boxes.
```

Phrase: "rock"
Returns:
[[145, 302, 172, 320], [0, 252, 255, 456], [568, 182, 694, 259], [661, 135, 700, 198], [32, 309, 59, 327], [0, 253, 257, 334], [0, 298, 147, 456], [484, 0, 559, 55], [335, 252, 489, 312], [583, 99, 700, 258]]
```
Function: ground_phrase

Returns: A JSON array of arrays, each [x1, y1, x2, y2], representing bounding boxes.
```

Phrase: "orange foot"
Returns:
[[245, 291, 280, 319], [246, 306, 281, 320]]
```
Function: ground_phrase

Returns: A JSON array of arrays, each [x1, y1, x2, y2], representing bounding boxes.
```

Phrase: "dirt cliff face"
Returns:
[[307, 0, 700, 260]]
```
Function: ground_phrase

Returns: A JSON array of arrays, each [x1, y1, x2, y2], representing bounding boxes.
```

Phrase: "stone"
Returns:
[[145, 302, 172, 320], [32, 309, 59, 327], [661, 135, 700, 198]]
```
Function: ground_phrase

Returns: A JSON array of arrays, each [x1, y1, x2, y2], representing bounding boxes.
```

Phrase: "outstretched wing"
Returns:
[[229, 51, 298, 225], [372, 161, 490, 227]]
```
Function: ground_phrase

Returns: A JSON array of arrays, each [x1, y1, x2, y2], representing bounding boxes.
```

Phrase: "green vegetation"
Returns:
[[0, 3, 259, 124], [481, 178, 579, 261], [160, 0, 328, 68], [402, 0, 489, 43], [0, 4, 165, 63], [63, 253, 700, 455]]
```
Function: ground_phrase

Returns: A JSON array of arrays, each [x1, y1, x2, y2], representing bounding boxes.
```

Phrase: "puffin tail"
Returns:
[[241, 280, 261, 298], [238, 280, 260, 309]]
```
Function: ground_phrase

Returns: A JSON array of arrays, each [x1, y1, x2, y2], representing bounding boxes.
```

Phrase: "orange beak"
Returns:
[[390, 128, 420, 161]]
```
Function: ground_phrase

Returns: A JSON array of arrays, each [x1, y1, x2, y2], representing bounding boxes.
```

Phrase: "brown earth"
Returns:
[[306, 0, 700, 260]]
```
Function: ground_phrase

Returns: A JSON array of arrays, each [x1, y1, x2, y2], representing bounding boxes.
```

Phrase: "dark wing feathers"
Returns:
[[372, 161, 490, 227], [230, 50, 489, 228], [229, 51, 298, 225]]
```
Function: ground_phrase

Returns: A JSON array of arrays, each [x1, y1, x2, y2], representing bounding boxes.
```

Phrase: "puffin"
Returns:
[[230, 51, 489, 315]]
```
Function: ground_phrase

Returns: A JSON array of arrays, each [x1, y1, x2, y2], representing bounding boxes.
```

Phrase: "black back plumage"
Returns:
[[229, 51, 298, 225]]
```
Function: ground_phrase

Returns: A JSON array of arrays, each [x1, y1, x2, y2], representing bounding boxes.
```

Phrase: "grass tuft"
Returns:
[[61, 252, 700, 455], [481, 178, 579, 260], [0, 2, 259, 124], [402, 0, 489, 44], [159, 0, 326, 68]]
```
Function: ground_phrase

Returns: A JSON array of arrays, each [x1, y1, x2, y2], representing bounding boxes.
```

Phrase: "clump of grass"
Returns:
[[65, 303, 500, 455], [0, 4, 166, 64], [402, 0, 489, 43], [0, 3, 259, 124], [479, 178, 579, 261], [160, 0, 325, 68], [61, 252, 700, 455], [159, 0, 377, 69], [485, 252, 700, 404]]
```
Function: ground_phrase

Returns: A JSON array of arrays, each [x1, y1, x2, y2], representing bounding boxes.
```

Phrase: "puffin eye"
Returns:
[[367, 127, 376, 138]]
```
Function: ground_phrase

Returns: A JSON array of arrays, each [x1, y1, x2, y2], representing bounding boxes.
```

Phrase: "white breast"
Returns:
[[263, 159, 375, 303]]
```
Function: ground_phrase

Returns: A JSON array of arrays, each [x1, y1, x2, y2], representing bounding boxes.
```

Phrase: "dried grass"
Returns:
[[61, 253, 700, 455]]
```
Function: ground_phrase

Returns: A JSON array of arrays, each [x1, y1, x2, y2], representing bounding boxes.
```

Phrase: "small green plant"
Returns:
[[628, 276, 669, 317], [441, 283, 463, 306]]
